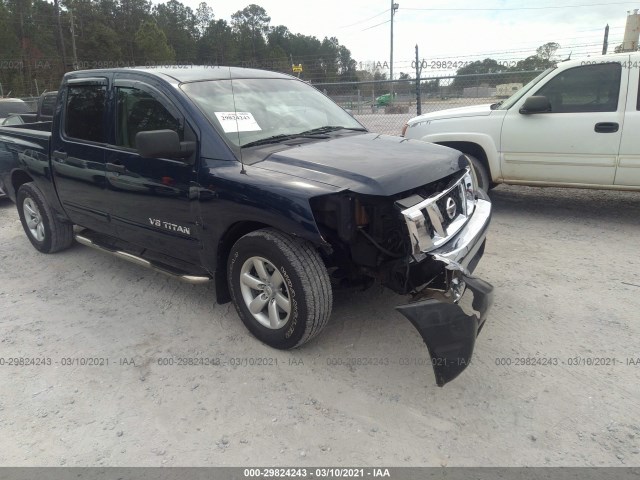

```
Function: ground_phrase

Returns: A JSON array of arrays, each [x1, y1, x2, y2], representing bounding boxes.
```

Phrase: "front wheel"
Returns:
[[17, 182, 73, 253], [228, 229, 332, 349], [465, 155, 493, 193]]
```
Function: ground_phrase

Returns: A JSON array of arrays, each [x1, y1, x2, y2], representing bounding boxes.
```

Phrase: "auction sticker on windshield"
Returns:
[[214, 112, 262, 133]]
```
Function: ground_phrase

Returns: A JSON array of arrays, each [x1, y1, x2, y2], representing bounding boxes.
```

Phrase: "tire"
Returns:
[[465, 154, 492, 193], [17, 182, 73, 253], [227, 228, 332, 349]]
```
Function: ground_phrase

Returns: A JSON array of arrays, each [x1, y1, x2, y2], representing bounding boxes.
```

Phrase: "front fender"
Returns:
[[421, 133, 501, 183]]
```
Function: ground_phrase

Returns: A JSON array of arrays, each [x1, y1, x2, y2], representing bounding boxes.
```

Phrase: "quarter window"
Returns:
[[534, 63, 622, 113], [116, 87, 182, 149], [65, 85, 107, 142]]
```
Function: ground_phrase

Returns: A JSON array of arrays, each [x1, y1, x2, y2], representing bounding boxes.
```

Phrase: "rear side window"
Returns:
[[534, 63, 622, 113], [65, 85, 106, 142]]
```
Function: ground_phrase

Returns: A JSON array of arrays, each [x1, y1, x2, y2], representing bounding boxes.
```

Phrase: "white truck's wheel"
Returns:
[[466, 155, 491, 193]]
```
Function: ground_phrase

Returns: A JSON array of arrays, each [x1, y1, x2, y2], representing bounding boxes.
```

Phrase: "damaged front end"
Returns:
[[395, 167, 493, 386], [311, 161, 493, 386]]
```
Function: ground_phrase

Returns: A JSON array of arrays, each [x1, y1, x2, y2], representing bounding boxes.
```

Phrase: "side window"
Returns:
[[116, 87, 183, 149], [534, 63, 622, 113], [65, 85, 107, 142]]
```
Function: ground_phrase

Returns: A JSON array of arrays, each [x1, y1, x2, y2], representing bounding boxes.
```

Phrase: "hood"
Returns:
[[252, 133, 466, 196], [408, 103, 494, 124]]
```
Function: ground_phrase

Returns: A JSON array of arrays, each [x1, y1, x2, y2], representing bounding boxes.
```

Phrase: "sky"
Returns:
[[176, 0, 639, 76]]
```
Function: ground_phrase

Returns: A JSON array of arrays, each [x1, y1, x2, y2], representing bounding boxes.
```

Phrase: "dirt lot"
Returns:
[[0, 185, 639, 467]]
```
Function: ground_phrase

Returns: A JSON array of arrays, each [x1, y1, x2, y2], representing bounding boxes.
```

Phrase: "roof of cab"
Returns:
[[64, 66, 295, 84]]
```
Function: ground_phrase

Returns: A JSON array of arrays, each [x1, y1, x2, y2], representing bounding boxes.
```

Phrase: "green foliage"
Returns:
[[0, 0, 360, 95], [153, 0, 197, 62], [452, 42, 562, 92], [134, 19, 175, 63]]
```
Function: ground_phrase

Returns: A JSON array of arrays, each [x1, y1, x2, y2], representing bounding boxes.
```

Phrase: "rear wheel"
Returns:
[[17, 182, 73, 253], [228, 228, 332, 349]]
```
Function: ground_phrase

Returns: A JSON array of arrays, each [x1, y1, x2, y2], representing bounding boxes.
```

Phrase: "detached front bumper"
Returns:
[[396, 192, 493, 386]]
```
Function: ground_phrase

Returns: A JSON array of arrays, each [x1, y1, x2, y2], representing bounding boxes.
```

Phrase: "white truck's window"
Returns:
[[64, 85, 107, 142], [534, 63, 622, 113]]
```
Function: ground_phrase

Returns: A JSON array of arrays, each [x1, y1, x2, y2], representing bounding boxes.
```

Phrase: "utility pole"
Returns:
[[622, 9, 640, 52], [415, 44, 421, 115], [69, 10, 78, 70], [602, 24, 609, 55], [390, 2, 399, 99], [54, 0, 68, 72]]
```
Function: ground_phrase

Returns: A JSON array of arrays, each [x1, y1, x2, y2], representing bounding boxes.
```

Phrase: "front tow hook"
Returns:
[[396, 275, 494, 387]]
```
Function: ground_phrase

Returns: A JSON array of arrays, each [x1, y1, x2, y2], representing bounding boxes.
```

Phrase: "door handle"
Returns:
[[106, 162, 127, 173], [594, 122, 619, 133], [52, 150, 68, 161]]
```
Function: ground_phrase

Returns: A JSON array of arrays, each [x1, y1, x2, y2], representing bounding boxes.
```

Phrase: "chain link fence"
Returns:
[[3, 69, 543, 135], [314, 70, 542, 135]]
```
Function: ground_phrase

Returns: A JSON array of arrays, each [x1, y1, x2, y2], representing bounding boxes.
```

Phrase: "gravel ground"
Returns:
[[0, 185, 639, 466]]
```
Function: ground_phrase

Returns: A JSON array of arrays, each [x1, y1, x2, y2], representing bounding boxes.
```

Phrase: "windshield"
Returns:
[[497, 68, 556, 110], [181, 78, 364, 148]]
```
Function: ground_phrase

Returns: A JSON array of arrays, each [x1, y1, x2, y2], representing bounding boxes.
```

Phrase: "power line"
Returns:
[[401, 2, 638, 10], [361, 19, 390, 32], [339, 9, 388, 28]]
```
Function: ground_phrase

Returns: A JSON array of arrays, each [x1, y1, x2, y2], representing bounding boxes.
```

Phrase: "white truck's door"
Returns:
[[615, 62, 640, 187], [500, 59, 629, 186]]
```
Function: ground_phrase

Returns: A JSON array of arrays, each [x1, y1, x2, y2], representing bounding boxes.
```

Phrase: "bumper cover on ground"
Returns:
[[396, 273, 493, 386]]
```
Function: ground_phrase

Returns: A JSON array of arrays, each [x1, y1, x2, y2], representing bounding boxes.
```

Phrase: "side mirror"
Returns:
[[519, 96, 551, 114], [135, 129, 195, 160]]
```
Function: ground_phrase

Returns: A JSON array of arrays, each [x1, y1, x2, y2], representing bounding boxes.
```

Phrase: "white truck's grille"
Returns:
[[399, 168, 476, 255]]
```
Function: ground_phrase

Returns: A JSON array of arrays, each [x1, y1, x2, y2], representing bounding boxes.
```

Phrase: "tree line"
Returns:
[[0, 0, 359, 96]]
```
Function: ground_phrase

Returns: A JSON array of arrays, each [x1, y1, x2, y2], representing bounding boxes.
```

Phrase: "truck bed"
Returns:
[[0, 125, 52, 202]]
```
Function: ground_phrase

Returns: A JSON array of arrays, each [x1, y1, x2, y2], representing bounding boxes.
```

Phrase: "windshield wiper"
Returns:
[[240, 134, 305, 148], [299, 126, 367, 135]]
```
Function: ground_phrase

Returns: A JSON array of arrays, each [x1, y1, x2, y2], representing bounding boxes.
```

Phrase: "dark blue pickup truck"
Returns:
[[0, 66, 493, 386]]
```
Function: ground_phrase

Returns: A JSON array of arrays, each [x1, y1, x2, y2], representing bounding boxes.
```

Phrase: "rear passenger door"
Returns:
[[615, 63, 640, 187], [105, 79, 201, 263], [51, 77, 114, 234]]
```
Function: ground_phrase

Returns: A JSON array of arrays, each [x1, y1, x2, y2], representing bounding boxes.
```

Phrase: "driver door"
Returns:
[[105, 80, 201, 264], [500, 61, 628, 185]]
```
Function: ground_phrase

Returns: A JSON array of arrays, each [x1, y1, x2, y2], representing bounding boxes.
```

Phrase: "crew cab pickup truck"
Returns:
[[0, 67, 493, 386], [403, 52, 640, 192]]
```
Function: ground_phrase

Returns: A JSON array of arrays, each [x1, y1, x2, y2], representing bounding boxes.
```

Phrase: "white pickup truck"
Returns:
[[402, 52, 640, 191]]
